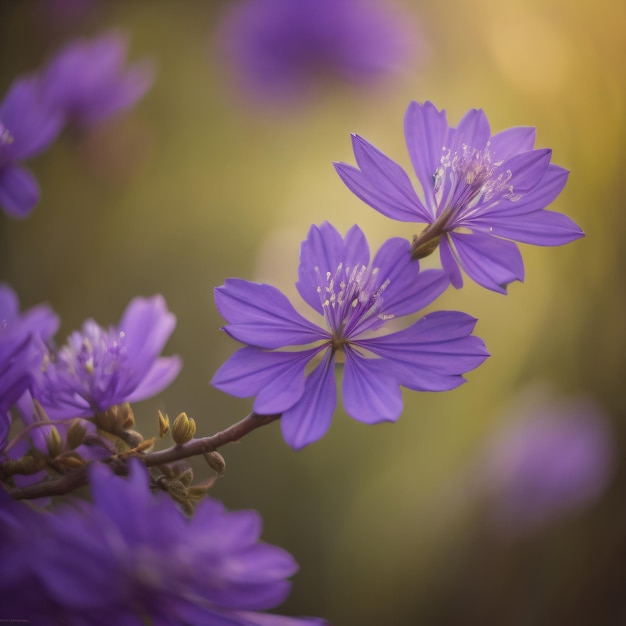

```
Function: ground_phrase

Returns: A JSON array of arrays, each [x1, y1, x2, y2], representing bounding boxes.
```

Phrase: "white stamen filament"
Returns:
[[314, 264, 393, 346], [435, 141, 520, 225]]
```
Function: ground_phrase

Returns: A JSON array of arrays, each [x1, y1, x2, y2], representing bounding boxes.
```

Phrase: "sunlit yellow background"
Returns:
[[1, 1, 625, 624]]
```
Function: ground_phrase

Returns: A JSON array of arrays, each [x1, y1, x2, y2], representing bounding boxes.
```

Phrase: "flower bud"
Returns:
[[66, 419, 88, 450], [204, 451, 226, 474], [166, 480, 187, 500], [158, 410, 170, 438], [45, 426, 63, 458], [123, 429, 144, 448], [187, 477, 218, 502], [178, 466, 194, 487], [171, 412, 196, 445], [55, 452, 86, 469], [120, 402, 135, 429], [32, 398, 50, 423]]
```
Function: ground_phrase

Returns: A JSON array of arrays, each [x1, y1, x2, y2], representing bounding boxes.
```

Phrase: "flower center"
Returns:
[[315, 262, 391, 348], [44, 322, 128, 407], [433, 142, 519, 226]]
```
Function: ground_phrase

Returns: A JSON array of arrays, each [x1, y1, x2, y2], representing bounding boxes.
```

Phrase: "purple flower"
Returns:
[[214, 0, 416, 106], [0, 460, 326, 625], [482, 391, 614, 532], [0, 77, 63, 217], [334, 101, 584, 293], [34, 295, 181, 419], [42, 30, 155, 126], [0, 284, 59, 444], [212, 223, 488, 450]]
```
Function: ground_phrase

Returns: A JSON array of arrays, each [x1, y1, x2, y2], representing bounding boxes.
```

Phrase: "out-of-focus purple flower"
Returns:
[[212, 222, 488, 450], [0, 460, 327, 625], [42, 30, 155, 126], [482, 392, 614, 532], [214, 0, 416, 106], [0, 78, 63, 217], [0, 284, 59, 445], [34, 295, 181, 419], [334, 101, 584, 293]]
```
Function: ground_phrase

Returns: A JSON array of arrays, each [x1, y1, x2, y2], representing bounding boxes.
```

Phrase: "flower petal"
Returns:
[[211, 346, 318, 414], [281, 352, 336, 450], [0, 165, 40, 218], [439, 235, 464, 289], [404, 100, 449, 211], [483, 209, 584, 246], [349, 237, 449, 333], [215, 280, 325, 349], [125, 355, 182, 403], [498, 148, 552, 195], [357, 311, 489, 390], [450, 231, 524, 294], [488, 164, 569, 219], [119, 295, 177, 366], [451, 107, 491, 152], [296, 223, 369, 314], [0, 77, 63, 161], [78, 60, 156, 125], [333, 134, 430, 222], [342, 349, 402, 423], [489, 126, 536, 161]]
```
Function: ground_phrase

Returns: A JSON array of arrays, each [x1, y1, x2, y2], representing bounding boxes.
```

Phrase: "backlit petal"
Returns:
[[297, 223, 369, 314], [404, 100, 449, 210], [342, 349, 402, 423], [211, 346, 318, 413], [450, 231, 524, 294], [281, 352, 336, 450], [215, 280, 325, 349]]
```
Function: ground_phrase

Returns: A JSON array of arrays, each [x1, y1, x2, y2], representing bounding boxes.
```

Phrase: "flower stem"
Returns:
[[6, 412, 281, 501], [410, 223, 443, 259]]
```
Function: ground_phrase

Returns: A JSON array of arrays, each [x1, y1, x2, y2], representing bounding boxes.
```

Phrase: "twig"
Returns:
[[6, 412, 281, 501]]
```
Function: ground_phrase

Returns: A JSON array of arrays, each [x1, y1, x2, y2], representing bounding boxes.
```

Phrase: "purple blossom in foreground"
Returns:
[[212, 223, 488, 450], [0, 460, 326, 625], [0, 284, 59, 447], [34, 295, 181, 419], [482, 392, 614, 533], [42, 30, 155, 126], [214, 0, 415, 106], [334, 101, 584, 293], [0, 77, 63, 217]]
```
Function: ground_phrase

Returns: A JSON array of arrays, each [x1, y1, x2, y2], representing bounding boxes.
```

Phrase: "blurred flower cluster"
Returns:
[[213, 0, 417, 108], [0, 30, 153, 218], [479, 389, 614, 534]]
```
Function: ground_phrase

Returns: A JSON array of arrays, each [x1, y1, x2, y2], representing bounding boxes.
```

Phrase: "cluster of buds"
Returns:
[[151, 410, 226, 512], [149, 463, 219, 515], [1, 401, 226, 512], [0, 401, 92, 482]]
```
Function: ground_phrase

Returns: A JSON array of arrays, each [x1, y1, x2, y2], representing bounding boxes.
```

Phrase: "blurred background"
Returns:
[[1, 0, 625, 624]]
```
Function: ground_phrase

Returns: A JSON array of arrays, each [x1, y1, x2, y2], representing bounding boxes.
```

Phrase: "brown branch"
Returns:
[[5, 412, 281, 501], [143, 412, 281, 467]]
